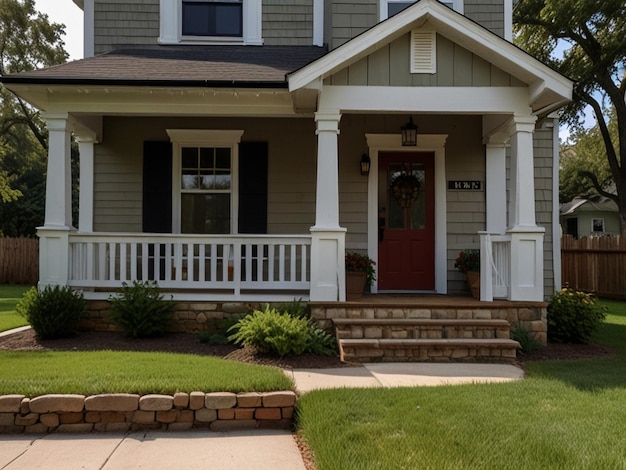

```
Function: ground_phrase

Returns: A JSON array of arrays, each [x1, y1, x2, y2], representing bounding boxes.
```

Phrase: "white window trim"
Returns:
[[379, 0, 464, 21], [167, 129, 244, 234], [591, 218, 605, 233], [159, 0, 263, 46]]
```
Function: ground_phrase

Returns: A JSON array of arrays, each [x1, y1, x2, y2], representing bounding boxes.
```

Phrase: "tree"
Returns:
[[0, 0, 68, 236], [514, 0, 626, 235], [559, 113, 616, 203]]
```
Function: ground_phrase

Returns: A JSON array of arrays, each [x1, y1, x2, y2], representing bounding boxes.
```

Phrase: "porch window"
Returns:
[[182, 1, 243, 38], [381, 0, 463, 20], [181, 147, 232, 234], [167, 129, 243, 234]]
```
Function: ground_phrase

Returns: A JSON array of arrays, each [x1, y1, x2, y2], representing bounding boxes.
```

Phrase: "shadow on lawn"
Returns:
[[528, 321, 626, 392]]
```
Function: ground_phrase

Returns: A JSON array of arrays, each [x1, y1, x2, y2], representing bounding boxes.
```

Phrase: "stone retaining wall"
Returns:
[[0, 391, 296, 434]]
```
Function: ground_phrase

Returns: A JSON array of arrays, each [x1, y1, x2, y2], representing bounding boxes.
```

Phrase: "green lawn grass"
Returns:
[[0, 350, 294, 395], [297, 300, 626, 470], [0, 284, 32, 332]]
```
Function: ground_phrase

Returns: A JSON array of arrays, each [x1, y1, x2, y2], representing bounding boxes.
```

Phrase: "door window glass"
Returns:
[[387, 163, 425, 230]]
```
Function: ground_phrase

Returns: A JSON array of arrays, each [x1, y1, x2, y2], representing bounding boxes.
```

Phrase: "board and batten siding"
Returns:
[[325, 33, 524, 87], [92, 117, 319, 235], [464, 0, 505, 38], [262, 0, 314, 46], [94, 0, 159, 55]]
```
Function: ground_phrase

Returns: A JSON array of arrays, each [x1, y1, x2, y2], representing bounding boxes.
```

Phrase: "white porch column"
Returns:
[[485, 139, 507, 233], [37, 113, 76, 288], [310, 111, 347, 301], [506, 115, 545, 301], [75, 130, 96, 232]]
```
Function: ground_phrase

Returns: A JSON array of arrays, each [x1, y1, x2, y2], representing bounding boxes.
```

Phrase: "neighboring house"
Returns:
[[560, 195, 620, 238], [1, 0, 572, 304]]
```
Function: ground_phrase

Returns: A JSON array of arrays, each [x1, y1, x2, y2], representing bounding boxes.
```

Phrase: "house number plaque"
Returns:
[[448, 181, 482, 190]]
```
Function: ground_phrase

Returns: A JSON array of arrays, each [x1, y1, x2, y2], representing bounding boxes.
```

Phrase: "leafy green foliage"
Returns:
[[16, 285, 86, 339], [510, 323, 543, 354], [278, 298, 308, 319], [228, 304, 337, 357], [514, 0, 626, 235], [108, 281, 175, 338], [547, 287, 607, 343], [199, 313, 247, 345], [454, 249, 480, 273]]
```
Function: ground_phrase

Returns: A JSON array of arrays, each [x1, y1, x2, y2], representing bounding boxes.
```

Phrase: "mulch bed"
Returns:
[[0, 328, 617, 367]]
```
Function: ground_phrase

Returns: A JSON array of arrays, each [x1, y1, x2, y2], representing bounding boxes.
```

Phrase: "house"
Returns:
[[560, 195, 620, 238], [1, 0, 572, 357]]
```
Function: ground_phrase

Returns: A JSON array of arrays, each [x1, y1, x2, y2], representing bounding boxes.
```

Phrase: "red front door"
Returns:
[[378, 152, 435, 290]]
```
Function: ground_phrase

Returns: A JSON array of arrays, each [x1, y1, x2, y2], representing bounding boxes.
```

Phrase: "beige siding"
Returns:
[[464, 0, 505, 38], [94, 0, 159, 54], [93, 117, 317, 235], [326, 33, 520, 86], [329, 0, 378, 49], [263, 0, 314, 46]]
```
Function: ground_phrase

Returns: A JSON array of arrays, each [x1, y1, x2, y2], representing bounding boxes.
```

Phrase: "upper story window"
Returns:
[[182, 1, 243, 38], [381, 0, 463, 20], [160, 0, 263, 46]]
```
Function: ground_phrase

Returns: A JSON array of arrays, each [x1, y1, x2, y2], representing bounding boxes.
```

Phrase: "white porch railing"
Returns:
[[68, 233, 311, 300], [479, 232, 511, 301]]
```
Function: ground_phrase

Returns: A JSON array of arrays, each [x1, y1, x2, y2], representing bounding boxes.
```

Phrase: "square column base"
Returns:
[[508, 227, 545, 301], [309, 227, 346, 301]]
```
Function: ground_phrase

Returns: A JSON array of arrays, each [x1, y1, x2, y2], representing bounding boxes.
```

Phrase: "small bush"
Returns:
[[228, 305, 337, 357], [278, 298, 308, 319], [547, 287, 607, 343], [510, 323, 542, 354], [16, 285, 87, 339], [199, 313, 247, 345], [109, 281, 174, 338]]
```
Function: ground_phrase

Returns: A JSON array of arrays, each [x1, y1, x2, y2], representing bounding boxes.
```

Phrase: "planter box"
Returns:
[[346, 271, 367, 300]]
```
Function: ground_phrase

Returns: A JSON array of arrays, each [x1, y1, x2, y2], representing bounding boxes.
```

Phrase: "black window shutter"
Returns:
[[143, 141, 172, 233], [238, 142, 268, 234]]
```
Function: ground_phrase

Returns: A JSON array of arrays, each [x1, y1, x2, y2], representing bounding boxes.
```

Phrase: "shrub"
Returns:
[[16, 285, 87, 339], [278, 298, 308, 319], [108, 281, 175, 338], [199, 313, 247, 345], [547, 288, 607, 343], [228, 305, 337, 357], [510, 323, 543, 354]]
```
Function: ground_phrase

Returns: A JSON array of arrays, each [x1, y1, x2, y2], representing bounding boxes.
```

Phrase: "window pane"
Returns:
[[387, 163, 425, 230], [182, 1, 242, 37], [215, 4, 242, 36], [181, 193, 230, 234], [388, 2, 413, 16], [200, 148, 214, 168], [215, 170, 231, 190], [181, 148, 198, 168], [215, 148, 230, 168]]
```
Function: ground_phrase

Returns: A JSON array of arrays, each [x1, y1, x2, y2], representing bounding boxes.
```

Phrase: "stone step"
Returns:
[[333, 318, 511, 341], [339, 338, 520, 363]]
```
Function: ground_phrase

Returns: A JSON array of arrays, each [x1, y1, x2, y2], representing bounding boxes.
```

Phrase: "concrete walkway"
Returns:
[[286, 362, 524, 393]]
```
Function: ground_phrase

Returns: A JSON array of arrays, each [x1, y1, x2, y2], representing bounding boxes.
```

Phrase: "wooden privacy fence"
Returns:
[[0, 237, 38, 285], [561, 235, 626, 299]]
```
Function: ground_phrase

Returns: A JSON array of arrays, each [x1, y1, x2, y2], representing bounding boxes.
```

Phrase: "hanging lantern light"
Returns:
[[401, 116, 418, 146], [360, 153, 371, 175]]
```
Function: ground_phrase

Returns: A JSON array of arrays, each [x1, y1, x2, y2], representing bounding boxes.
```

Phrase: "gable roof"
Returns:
[[1, 45, 328, 88], [288, 0, 572, 115]]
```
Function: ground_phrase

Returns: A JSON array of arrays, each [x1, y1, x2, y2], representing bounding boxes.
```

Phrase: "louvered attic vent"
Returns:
[[410, 28, 436, 74]]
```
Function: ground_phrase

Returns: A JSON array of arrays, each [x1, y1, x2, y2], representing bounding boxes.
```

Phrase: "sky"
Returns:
[[34, 0, 84, 60]]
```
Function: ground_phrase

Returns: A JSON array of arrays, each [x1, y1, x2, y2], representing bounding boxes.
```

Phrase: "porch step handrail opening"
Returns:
[[479, 232, 511, 301], [69, 233, 311, 299]]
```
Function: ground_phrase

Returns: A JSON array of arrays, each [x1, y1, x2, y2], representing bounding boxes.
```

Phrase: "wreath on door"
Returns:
[[391, 172, 420, 208]]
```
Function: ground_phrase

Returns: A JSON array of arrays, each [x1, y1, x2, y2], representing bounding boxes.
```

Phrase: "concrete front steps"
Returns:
[[333, 318, 520, 363]]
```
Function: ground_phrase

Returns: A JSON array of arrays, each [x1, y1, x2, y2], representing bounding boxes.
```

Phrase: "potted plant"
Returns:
[[345, 252, 376, 300], [455, 250, 480, 299]]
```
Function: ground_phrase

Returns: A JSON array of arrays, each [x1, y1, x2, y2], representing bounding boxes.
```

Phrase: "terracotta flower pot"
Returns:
[[346, 271, 367, 300], [466, 271, 480, 299]]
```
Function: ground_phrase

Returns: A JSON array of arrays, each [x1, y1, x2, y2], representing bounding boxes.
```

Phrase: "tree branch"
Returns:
[[578, 171, 619, 203]]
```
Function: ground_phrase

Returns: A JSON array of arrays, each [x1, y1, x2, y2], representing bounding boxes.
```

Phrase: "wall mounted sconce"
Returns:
[[401, 116, 418, 146], [360, 153, 371, 175]]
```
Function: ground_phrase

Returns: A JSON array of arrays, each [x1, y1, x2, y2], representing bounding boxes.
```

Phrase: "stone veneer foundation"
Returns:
[[0, 391, 296, 434]]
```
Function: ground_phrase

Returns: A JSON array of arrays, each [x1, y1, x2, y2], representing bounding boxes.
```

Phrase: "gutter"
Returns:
[[0, 77, 289, 89]]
